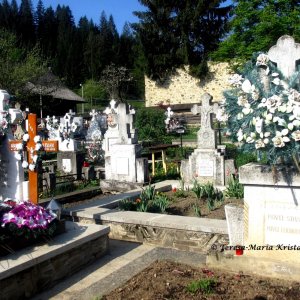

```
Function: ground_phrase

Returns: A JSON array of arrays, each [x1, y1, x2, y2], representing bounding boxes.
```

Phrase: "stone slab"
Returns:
[[239, 163, 300, 186], [0, 221, 110, 281]]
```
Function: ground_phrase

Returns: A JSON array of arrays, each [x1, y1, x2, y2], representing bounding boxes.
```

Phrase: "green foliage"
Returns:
[[140, 184, 156, 201], [186, 278, 217, 295], [135, 107, 172, 145], [118, 198, 136, 211], [151, 194, 169, 213], [191, 180, 204, 200], [133, 0, 231, 80], [0, 29, 47, 96], [119, 185, 170, 214], [224, 143, 238, 160], [225, 175, 244, 199], [207, 197, 216, 212], [212, 0, 300, 63], [193, 204, 202, 217], [235, 152, 257, 168], [78, 79, 107, 108]]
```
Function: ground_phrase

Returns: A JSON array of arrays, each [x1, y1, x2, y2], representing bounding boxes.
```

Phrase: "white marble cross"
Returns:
[[117, 103, 136, 144], [104, 99, 118, 115], [166, 107, 174, 119], [268, 35, 300, 79], [191, 93, 219, 130], [90, 109, 98, 121]]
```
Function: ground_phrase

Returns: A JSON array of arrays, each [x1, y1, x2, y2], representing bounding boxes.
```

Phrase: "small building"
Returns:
[[24, 71, 85, 117]]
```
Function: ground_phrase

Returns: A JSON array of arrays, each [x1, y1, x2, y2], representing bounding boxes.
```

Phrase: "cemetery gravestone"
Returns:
[[0, 90, 24, 201], [237, 36, 300, 272], [9, 114, 58, 203], [181, 93, 226, 185], [101, 101, 148, 191], [56, 110, 85, 179]]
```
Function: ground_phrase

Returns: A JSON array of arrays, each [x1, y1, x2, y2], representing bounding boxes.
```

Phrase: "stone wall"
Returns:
[[145, 62, 231, 106]]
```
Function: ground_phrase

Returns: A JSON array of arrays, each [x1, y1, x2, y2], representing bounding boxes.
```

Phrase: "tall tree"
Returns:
[[212, 0, 300, 62], [133, 0, 231, 81], [0, 29, 46, 97], [18, 0, 35, 47]]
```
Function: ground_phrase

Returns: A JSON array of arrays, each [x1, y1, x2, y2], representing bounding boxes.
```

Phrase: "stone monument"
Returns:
[[181, 93, 227, 185], [55, 110, 85, 179], [101, 100, 148, 191], [240, 36, 300, 252], [0, 90, 25, 201]]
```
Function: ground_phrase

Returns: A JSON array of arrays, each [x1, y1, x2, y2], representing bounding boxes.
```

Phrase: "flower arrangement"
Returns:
[[15, 133, 43, 170], [218, 52, 300, 169], [0, 200, 57, 243]]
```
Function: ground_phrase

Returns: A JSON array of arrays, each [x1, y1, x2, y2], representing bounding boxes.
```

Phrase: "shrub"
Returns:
[[135, 107, 171, 145]]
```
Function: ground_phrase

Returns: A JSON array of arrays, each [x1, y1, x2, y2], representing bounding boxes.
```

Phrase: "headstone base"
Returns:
[[100, 179, 146, 193], [181, 148, 225, 185], [240, 163, 300, 262]]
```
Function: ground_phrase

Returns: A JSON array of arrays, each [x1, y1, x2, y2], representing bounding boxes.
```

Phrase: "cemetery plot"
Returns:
[[102, 260, 300, 300]]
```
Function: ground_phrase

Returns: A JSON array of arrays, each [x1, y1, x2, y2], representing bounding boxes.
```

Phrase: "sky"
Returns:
[[28, 0, 145, 33]]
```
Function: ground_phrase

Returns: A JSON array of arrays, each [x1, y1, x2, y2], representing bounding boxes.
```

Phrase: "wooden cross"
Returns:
[[191, 93, 219, 149], [9, 114, 58, 204], [268, 35, 300, 79]]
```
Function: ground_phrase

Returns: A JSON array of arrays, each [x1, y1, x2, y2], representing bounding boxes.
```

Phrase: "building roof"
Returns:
[[26, 71, 85, 103]]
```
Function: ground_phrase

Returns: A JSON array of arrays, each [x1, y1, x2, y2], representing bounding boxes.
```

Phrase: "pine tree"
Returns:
[[18, 0, 36, 47], [133, 0, 231, 81]]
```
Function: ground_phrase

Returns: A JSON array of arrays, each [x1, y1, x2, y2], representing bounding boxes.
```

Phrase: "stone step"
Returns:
[[1, 221, 110, 300]]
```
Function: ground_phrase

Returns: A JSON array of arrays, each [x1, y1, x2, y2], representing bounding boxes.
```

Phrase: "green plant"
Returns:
[[140, 184, 156, 201], [119, 198, 136, 211], [193, 203, 201, 217], [202, 182, 215, 199], [207, 197, 215, 211], [136, 200, 149, 212], [191, 180, 203, 199], [151, 194, 170, 213], [186, 278, 217, 295], [225, 175, 244, 199]]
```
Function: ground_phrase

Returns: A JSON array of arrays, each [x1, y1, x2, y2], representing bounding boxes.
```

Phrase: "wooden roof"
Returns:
[[26, 71, 85, 103]]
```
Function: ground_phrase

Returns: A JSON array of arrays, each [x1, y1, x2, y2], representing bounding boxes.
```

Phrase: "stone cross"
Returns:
[[117, 103, 137, 144], [191, 93, 219, 149], [268, 35, 300, 79], [166, 107, 174, 119], [90, 109, 98, 121]]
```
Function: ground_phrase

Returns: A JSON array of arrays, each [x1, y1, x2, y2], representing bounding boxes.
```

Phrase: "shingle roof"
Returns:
[[26, 71, 85, 103]]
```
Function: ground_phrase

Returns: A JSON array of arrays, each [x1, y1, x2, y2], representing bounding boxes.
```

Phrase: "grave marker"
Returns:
[[268, 35, 300, 78], [9, 113, 58, 204]]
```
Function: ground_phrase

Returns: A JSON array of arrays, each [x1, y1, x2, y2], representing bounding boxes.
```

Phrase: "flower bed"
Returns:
[[0, 199, 62, 256]]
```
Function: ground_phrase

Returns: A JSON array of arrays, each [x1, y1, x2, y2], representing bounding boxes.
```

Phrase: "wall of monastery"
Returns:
[[145, 62, 232, 107]]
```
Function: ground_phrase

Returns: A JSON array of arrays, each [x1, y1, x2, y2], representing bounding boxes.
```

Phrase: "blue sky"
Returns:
[[27, 0, 145, 33]]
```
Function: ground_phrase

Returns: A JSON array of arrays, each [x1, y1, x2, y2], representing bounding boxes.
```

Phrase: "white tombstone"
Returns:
[[181, 93, 226, 185], [101, 100, 148, 189], [0, 90, 24, 201]]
